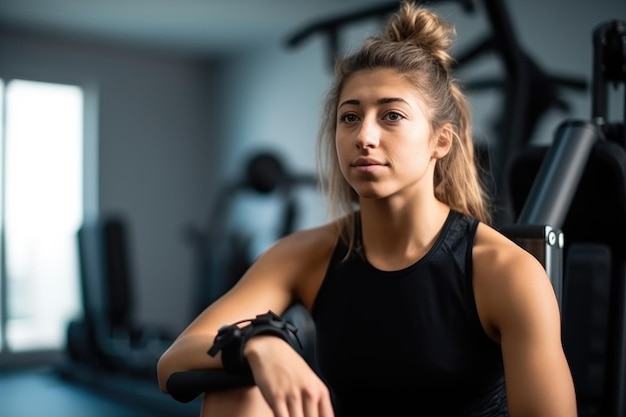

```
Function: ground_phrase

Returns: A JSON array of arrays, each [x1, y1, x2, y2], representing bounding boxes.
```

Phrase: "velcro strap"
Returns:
[[207, 310, 303, 375]]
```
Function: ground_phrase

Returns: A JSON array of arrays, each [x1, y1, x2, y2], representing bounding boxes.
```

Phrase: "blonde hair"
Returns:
[[316, 1, 491, 252]]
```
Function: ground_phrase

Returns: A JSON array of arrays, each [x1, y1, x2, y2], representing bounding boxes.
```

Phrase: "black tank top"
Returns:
[[311, 210, 508, 416]]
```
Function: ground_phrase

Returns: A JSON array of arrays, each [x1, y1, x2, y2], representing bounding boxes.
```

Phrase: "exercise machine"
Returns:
[[186, 150, 318, 317], [63, 216, 174, 379]]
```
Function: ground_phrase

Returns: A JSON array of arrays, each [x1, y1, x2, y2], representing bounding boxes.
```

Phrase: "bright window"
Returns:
[[1, 79, 84, 352]]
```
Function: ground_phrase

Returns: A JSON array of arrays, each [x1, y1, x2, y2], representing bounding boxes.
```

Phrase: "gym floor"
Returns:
[[0, 365, 201, 417]]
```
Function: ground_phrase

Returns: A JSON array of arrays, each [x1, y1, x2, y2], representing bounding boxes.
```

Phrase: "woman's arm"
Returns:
[[156, 224, 336, 393], [473, 225, 577, 417]]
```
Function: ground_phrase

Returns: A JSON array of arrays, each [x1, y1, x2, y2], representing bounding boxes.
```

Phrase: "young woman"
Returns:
[[157, 2, 577, 416]]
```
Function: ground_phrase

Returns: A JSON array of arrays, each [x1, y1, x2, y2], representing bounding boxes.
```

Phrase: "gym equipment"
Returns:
[[500, 119, 598, 308], [186, 150, 317, 318], [451, 0, 588, 226], [286, 0, 474, 72], [507, 19, 626, 417], [64, 216, 174, 380]]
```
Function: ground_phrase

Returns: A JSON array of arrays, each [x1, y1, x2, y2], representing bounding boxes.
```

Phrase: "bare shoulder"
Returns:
[[249, 222, 340, 308], [472, 222, 560, 338], [262, 222, 339, 268], [472, 222, 547, 279], [472, 224, 576, 415]]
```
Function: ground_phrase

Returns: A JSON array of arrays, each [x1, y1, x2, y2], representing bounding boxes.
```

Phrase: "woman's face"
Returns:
[[335, 68, 444, 202]]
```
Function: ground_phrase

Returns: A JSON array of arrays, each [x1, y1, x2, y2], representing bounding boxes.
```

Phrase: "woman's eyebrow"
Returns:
[[338, 97, 410, 109], [338, 99, 359, 109], [378, 97, 410, 106]]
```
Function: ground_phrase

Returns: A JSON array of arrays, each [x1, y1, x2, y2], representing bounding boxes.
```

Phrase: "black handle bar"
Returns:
[[166, 369, 255, 403]]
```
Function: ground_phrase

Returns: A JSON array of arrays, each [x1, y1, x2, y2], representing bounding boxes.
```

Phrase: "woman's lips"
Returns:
[[351, 157, 385, 173]]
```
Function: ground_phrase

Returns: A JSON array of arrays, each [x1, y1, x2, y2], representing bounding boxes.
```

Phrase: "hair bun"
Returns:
[[384, 1, 456, 70]]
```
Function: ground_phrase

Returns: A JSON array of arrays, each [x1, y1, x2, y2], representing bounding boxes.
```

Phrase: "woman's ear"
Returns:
[[432, 125, 453, 159]]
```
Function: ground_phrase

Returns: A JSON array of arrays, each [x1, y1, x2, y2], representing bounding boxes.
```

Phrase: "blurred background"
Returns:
[[0, 0, 623, 416]]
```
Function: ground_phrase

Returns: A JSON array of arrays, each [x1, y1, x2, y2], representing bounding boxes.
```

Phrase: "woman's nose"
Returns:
[[354, 118, 379, 149]]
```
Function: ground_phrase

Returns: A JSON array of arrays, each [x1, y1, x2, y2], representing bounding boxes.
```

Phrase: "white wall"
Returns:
[[0, 31, 218, 333]]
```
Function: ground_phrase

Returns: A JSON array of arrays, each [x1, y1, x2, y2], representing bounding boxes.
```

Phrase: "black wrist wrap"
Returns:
[[207, 310, 303, 375]]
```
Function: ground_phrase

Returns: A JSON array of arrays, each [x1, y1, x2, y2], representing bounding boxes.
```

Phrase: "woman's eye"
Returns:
[[385, 112, 404, 121], [340, 113, 359, 123]]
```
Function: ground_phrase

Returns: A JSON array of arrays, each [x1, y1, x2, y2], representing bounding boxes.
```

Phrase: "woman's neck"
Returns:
[[357, 198, 451, 270]]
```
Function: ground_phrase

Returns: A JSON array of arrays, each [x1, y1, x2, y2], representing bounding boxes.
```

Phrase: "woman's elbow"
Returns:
[[156, 350, 175, 393]]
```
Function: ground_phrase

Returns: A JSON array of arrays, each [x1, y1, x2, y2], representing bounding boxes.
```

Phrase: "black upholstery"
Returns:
[[67, 216, 174, 379]]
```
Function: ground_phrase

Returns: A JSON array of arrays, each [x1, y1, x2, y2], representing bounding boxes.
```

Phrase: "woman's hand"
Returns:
[[244, 335, 335, 417]]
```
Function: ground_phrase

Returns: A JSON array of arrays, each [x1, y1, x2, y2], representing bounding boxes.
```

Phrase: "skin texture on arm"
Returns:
[[200, 386, 275, 417], [473, 223, 577, 417], [156, 223, 337, 394]]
